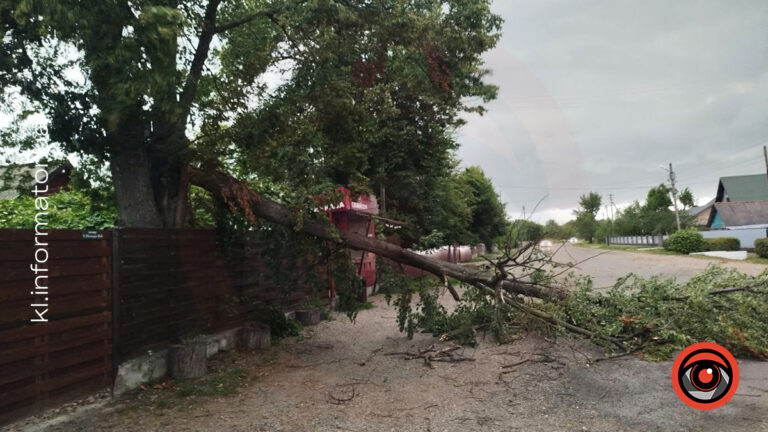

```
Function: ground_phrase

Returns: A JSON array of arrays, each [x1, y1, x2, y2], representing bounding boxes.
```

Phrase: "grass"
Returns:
[[174, 367, 249, 397], [168, 350, 251, 397]]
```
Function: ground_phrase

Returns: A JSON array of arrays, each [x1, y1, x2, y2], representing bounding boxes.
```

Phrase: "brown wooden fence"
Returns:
[[0, 230, 113, 425], [114, 229, 327, 359], [0, 228, 328, 425]]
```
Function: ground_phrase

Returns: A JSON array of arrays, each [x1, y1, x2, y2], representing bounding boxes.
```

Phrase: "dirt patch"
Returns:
[[9, 293, 768, 432]]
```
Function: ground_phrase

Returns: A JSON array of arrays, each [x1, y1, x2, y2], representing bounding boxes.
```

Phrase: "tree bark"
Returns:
[[188, 166, 568, 301], [168, 342, 208, 378]]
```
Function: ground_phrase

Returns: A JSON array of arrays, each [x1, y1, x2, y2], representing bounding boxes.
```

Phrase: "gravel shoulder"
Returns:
[[9, 288, 767, 432]]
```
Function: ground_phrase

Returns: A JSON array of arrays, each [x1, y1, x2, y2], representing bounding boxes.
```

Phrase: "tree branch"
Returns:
[[188, 166, 570, 301], [214, 10, 274, 33], [177, 0, 221, 131]]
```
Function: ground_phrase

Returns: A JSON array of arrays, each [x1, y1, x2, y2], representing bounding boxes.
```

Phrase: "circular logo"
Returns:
[[671, 342, 739, 410]]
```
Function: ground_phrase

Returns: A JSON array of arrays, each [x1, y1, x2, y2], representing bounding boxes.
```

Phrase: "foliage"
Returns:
[[755, 238, 768, 258], [497, 219, 543, 248], [705, 237, 740, 251], [543, 219, 574, 240], [2, 0, 502, 229], [611, 184, 696, 236], [460, 166, 507, 248], [663, 230, 706, 254], [418, 168, 472, 248], [0, 190, 116, 228], [572, 191, 601, 243], [377, 261, 517, 346], [679, 187, 695, 209], [251, 307, 302, 342], [559, 266, 768, 359], [577, 192, 602, 215]]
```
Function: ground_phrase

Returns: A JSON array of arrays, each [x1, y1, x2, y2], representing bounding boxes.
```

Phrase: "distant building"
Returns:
[[0, 162, 73, 200], [700, 173, 768, 230], [714, 174, 768, 202], [707, 201, 768, 230], [687, 198, 714, 227]]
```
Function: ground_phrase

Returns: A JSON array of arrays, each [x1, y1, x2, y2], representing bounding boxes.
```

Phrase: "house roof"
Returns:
[[687, 198, 714, 216], [0, 162, 72, 200], [716, 174, 768, 202], [710, 201, 768, 227]]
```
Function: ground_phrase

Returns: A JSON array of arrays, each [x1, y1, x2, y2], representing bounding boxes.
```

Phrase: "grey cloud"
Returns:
[[458, 0, 768, 222]]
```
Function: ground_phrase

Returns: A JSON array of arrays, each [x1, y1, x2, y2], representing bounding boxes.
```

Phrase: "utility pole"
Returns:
[[608, 193, 615, 221], [665, 162, 681, 231], [763, 145, 768, 187]]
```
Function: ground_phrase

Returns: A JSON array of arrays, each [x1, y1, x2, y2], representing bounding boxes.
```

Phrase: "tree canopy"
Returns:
[[1, 0, 502, 241]]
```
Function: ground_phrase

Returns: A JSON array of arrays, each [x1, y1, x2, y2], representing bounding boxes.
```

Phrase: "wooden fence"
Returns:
[[0, 230, 113, 425], [114, 229, 326, 359], [0, 228, 328, 425]]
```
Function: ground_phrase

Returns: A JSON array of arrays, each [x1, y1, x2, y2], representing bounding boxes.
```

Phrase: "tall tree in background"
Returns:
[[1, 0, 501, 230], [460, 166, 507, 248], [572, 191, 601, 243]]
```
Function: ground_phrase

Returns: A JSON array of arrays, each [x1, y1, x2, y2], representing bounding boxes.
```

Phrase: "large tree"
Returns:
[[572, 191, 601, 243], [460, 165, 507, 248], [1, 0, 501, 228]]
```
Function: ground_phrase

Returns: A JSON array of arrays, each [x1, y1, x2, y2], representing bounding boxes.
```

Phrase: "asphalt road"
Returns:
[[549, 242, 767, 289]]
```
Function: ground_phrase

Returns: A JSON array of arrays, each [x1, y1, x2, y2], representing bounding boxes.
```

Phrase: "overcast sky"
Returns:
[[457, 0, 768, 223]]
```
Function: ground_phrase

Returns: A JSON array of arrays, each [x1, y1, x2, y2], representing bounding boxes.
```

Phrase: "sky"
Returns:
[[456, 0, 768, 223]]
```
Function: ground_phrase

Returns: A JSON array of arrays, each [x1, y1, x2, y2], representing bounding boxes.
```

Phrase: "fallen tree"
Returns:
[[189, 166, 568, 302], [190, 166, 768, 360]]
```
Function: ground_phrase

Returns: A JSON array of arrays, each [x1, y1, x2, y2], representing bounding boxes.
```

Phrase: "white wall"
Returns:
[[701, 228, 768, 249]]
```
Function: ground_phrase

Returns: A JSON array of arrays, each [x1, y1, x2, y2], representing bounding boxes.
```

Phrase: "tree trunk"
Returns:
[[110, 136, 164, 228], [168, 342, 207, 378], [188, 167, 568, 301], [237, 323, 271, 351], [110, 143, 189, 228], [295, 309, 322, 326]]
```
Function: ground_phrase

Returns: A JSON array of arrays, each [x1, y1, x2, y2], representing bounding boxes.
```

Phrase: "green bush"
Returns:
[[705, 237, 740, 251], [0, 190, 116, 228], [663, 230, 706, 254], [755, 238, 768, 258]]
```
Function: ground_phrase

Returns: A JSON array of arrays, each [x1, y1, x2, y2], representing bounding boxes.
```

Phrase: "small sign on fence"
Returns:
[[82, 229, 104, 240]]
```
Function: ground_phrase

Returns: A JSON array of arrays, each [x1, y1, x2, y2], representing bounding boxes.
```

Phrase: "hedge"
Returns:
[[704, 237, 740, 251], [663, 230, 706, 254], [755, 238, 768, 258]]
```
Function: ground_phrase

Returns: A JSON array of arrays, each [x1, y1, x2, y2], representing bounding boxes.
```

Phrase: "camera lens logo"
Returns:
[[671, 342, 739, 410]]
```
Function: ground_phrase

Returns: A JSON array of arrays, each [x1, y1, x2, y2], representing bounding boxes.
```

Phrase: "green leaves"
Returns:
[[0, 190, 116, 228], [663, 230, 705, 254]]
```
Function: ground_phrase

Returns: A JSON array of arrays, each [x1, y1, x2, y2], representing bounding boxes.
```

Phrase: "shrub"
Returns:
[[663, 230, 706, 254], [705, 237, 740, 251], [755, 238, 768, 258]]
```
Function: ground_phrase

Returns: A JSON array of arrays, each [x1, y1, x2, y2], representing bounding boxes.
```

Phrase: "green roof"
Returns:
[[718, 174, 768, 202]]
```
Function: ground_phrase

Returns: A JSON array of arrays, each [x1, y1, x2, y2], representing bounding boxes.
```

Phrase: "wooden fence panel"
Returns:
[[115, 229, 328, 360], [0, 230, 112, 426]]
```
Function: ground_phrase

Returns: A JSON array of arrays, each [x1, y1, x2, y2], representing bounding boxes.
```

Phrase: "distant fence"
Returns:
[[608, 228, 768, 249], [607, 235, 668, 247], [700, 228, 768, 250]]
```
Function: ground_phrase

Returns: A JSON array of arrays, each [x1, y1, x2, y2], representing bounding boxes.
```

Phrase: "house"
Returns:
[[0, 162, 72, 199], [702, 173, 768, 230], [687, 198, 714, 226], [714, 174, 768, 202], [707, 201, 768, 230]]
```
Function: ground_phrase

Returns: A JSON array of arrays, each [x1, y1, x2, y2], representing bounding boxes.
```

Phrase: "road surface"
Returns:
[[548, 243, 767, 289]]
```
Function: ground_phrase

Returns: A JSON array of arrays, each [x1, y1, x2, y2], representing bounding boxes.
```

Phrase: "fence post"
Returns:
[[110, 229, 121, 387]]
